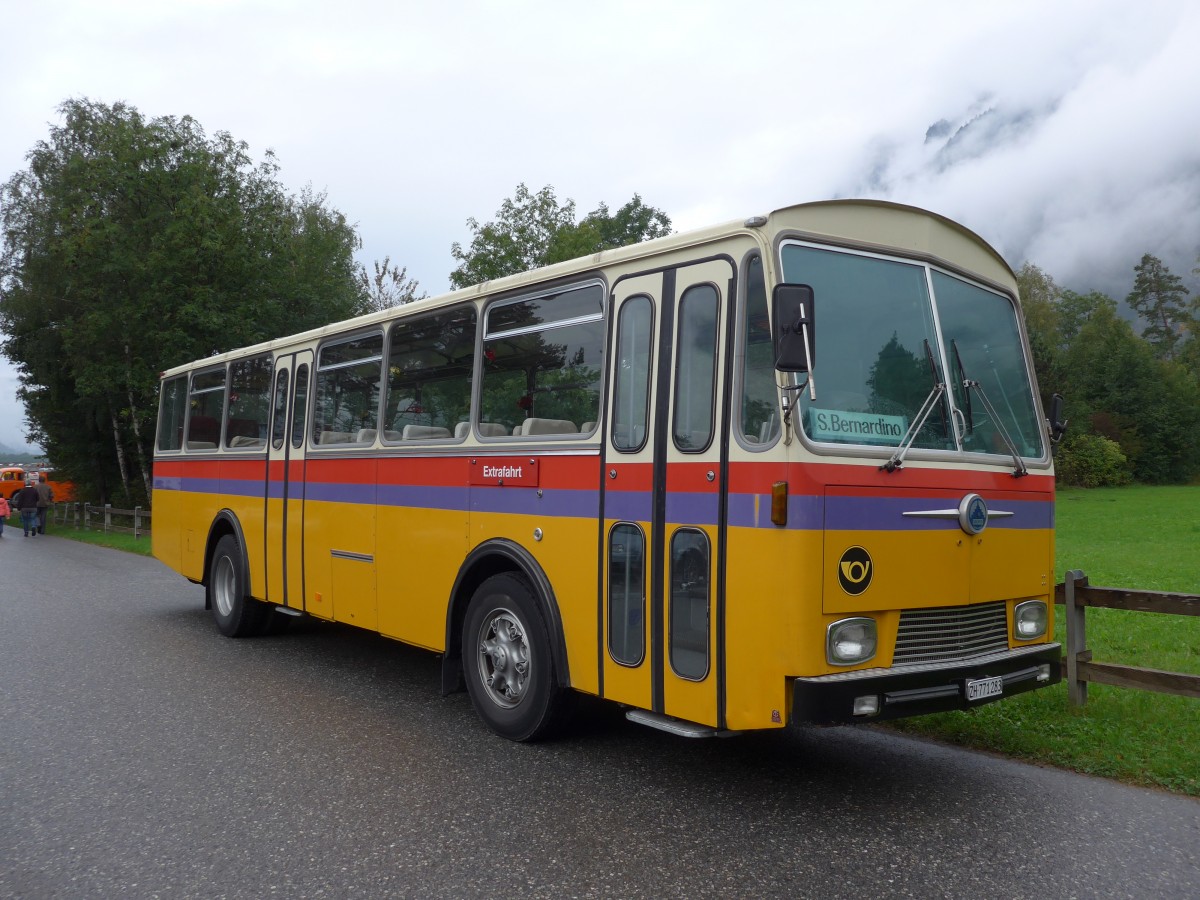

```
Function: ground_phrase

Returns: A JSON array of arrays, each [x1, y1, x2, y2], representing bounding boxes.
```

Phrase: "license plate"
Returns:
[[966, 675, 1004, 701]]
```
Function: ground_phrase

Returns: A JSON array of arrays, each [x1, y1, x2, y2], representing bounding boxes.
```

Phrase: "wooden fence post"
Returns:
[[134, 506, 142, 539], [1065, 569, 1089, 707], [104, 503, 112, 533]]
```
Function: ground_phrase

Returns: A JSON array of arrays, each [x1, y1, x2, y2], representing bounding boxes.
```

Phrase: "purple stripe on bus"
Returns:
[[220, 479, 267, 499], [266, 481, 310, 501], [823, 495, 1051, 531], [604, 490, 652, 522], [306, 482, 378, 505], [665, 492, 719, 527], [726, 492, 824, 530], [180, 477, 221, 495], [155, 476, 1050, 533], [378, 484, 469, 512]]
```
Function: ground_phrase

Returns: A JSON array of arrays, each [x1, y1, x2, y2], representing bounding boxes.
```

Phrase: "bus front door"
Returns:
[[603, 259, 732, 730], [266, 350, 312, 611]]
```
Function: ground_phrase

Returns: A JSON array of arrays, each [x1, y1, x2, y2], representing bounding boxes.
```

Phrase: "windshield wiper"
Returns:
[[952, 340, 972, 435], [881, 340, 946, 473], [951, 339, 1027, 478]]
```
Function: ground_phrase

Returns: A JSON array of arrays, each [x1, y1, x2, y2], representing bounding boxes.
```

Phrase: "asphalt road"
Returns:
[[3, 534, 1198, 899]]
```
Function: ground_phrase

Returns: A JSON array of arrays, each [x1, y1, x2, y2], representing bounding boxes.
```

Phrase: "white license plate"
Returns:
[[966, 675, 1004, 701]]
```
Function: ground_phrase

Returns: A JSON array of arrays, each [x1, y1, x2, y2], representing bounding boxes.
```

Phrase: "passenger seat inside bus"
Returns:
[[454, 422, 509, 438], [402, 425, 451, 440], [187, 415, 220, 450], [515, 418, 577, 436]]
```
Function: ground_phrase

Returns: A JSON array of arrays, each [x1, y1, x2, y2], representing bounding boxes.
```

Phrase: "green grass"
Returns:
[[39, 518, 153, 555], [37, 487, 1200, 794], [894, 485, 1200, 796]]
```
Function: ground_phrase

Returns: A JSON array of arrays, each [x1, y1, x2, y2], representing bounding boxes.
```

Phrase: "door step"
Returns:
[[625, 710, 739, 738], [272, 605, 305, 617]]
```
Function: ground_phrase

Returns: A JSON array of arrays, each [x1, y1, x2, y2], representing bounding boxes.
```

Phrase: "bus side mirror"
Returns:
[[773, 283, 815, 373], [1048, 392, 1068, 443]]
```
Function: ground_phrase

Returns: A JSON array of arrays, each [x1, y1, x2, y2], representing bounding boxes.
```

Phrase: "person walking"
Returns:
[[0, 493, 10, 537], [13, 480, 40, 537], [35, 472, 54, 535]]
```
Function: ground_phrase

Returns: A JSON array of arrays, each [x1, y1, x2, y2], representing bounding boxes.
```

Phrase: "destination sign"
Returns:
[[808, 408, 907, 445]]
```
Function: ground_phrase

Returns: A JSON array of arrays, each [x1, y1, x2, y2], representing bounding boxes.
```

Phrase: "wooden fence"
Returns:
[[1056, 570, 1200, 707], [52, 501, 151, 539]]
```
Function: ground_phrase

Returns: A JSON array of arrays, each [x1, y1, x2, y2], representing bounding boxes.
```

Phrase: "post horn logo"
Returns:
[[838, 546, 873, 595]]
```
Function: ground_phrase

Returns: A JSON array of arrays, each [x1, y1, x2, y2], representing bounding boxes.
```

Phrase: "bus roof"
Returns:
[[161, 199, 1016, 377]]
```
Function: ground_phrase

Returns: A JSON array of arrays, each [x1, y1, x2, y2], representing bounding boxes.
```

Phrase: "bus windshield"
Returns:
[[781, 243, 1044, 460]]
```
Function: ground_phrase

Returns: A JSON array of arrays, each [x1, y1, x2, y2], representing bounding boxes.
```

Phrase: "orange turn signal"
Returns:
[[771, 481, 788, 527]]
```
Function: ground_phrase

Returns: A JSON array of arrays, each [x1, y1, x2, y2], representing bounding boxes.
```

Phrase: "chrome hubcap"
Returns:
[[213, 556, 236, 617], [476, 608, 530, 709]]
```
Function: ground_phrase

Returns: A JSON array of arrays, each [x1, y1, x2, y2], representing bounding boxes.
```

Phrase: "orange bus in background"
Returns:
[[0, 466, 78, 503], [152, 199, 1065, 742]]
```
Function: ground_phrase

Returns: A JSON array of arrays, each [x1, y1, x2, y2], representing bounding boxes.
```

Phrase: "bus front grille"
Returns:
[[893, 600, 1009, 666]]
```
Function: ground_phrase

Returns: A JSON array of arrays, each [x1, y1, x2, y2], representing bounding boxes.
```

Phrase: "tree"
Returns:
[[357, 256, 426, 312], [1059, 301, 1200, 483], [1126, 253, 1191, 359], [449, 183, 671, 289], [1016, 262, 1061, 353], [546, 195, 672, 264], [0, 98, 364, 503]]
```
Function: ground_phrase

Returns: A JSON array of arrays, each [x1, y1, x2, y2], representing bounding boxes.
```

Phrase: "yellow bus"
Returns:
[[152, 199, 1063, 741]]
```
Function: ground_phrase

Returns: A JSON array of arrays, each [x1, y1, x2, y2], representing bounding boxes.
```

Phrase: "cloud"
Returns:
[[1, 0, 1198, 455], [829, 3, 1200, 298]]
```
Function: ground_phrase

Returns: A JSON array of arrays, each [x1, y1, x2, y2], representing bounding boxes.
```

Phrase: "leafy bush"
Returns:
[[1055, 433, 1132, 487]]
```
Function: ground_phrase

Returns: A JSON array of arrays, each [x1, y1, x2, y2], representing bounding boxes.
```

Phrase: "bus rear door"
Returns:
[[266, 351, 312, 610]]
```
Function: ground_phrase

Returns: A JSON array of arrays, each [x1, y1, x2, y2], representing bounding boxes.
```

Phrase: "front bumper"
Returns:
[[791, 643, 1061, 725]]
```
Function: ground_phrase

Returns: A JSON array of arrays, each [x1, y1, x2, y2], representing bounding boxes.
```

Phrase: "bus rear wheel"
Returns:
[[463, 573, 565, 742], [208, 534, 269, 637]]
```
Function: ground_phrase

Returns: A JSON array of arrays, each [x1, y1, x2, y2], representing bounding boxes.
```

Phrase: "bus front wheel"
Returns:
[[462, 573, 565, 742], [208, 534, 268, 637]]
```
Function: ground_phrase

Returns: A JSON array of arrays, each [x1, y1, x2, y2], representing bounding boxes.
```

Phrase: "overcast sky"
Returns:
[[2, 0, 1199, 452]]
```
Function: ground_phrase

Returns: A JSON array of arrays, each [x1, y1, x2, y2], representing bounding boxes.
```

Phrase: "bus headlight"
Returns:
[[827, 617, 877, 666], [1013, 600, 1048, 640]]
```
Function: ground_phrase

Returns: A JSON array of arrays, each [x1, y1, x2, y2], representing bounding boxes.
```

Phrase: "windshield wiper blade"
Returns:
[[952, 339, 1027, 478], [951, 339, 972, 435], [881, 341, 945, 473]]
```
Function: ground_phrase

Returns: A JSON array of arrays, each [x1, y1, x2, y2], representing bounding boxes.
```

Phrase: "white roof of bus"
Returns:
[[161, 199, 1016, 377]]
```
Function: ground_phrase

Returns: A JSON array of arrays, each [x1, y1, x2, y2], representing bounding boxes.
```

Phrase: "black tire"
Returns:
[[208, 534, 270, 637], [462, 573, 566, 742]]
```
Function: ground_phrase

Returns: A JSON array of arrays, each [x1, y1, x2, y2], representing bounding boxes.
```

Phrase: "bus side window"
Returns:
[[313, 333, 384, 447], [669, 528, 710, 680], [609, 523, 646, 665], [186, 367, 226, 451], [480, 283, 605, 437], [225, 354, 272, 450], [738, 255, 780, 447], [157, 374, 188, 452], [673, 284, 718, 452], [271, 368, 289, 451], [612, 296, 653, 452], [291, 364, 309, 450], [384, 305, 476, 441]]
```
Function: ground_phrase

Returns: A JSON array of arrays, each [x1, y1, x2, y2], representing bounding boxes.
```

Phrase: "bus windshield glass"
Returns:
[[780, 243, 1043, 460]]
